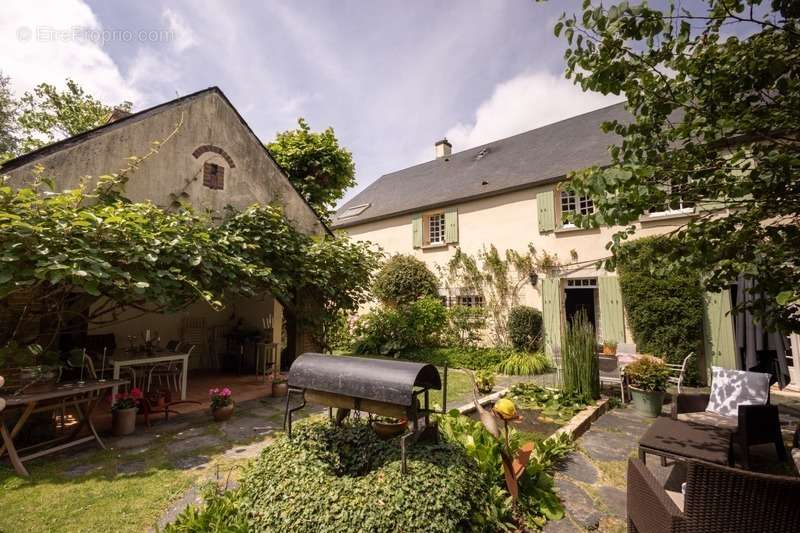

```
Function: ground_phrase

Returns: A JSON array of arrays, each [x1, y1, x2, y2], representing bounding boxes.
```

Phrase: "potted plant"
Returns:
[[209, 387, 234, 421], [271, 376, 288, 397], [624, 356, 670, 417], [602, 340, 618, 356], [371, 415, 408, 439], [475, 368, 495, 394], [111, 388, 142, 436], [0, 342, 62, 392]]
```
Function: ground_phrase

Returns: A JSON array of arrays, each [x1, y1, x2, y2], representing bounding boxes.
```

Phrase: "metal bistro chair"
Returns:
[[146, 344, 195, 394], [666, 352, 694, 394], [255, 342, 278, 382], [599, 354, 628, 403]]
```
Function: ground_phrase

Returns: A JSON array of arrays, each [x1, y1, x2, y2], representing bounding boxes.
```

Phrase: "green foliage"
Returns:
[[0, 73, 19, 161], [436, 410, 573, 528], [17, 78, 131, 154], [351, 296, 446, 355], [554, 1, 800, 332], [445, 304, 487, 348], [443, 245, 560, 346], [165, 482, 249, 533], [507, 305, 543, 352], [0, 341, 60, 368], [0, 164, 379, 348], [625, 356, 671, 393], [171, 420, 492, 532], [495, 351, 551, 376], [402, 346, 513, 370], [266, 118, 355, 219], [475, 368, 495, 394], [372, 254, 438, 307], [616, 237, 703, 383], [562, 310, 600, 400], [509, 384, 591, 425]]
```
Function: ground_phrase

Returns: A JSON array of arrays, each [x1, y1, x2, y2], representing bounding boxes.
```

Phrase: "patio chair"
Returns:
[[255, 342, 278, 381], [671, 366, 787, 468], [598, 355, 627, 402], [627, 457, 800, 533], [146, 344, 195, 394], [666, 352, 693, 393]]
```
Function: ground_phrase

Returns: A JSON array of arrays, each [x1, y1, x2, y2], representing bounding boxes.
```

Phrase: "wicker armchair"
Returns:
[[671, 392, 786, 468], [627, 458, 800, 533]]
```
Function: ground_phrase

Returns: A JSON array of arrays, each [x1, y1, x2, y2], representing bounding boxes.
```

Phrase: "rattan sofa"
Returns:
[[671, 392, 786, 468], [627, 457, 800, 533]]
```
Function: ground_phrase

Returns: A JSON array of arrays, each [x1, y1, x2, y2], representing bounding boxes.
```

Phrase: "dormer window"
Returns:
[[339, 203, 371, 219], [203, 162, 224, 190]]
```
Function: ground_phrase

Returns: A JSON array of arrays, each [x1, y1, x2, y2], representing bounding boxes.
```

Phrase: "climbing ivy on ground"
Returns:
[[169, 420, 494, 532]]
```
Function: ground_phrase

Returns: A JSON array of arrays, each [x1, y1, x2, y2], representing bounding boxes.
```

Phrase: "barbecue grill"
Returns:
[[283, 353, 447, 473]]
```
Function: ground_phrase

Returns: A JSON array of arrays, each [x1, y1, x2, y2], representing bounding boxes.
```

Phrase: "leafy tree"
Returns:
[[553, 0, 800, 332], [0, 73, 20, 161], [17, 78, 132, 154], [266, 118, 356, 219], [372, 254, 438, 307], [507, 305, 543, 352]]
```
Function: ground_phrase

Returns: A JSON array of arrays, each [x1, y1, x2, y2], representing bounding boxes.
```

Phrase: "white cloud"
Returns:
[[162, 8, 197, 53], [0, 0, 141, 105], [443, 71, 622, 152]]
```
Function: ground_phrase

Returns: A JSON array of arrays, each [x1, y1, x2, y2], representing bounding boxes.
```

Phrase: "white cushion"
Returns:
[[677, 411, 738, 431], [705, 366, 769, 418]]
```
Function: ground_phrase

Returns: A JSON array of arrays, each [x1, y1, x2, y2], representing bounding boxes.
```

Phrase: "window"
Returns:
[[456, 294, 484, 307], [560, 190, 593, 226], [203, 162, 225, 190], [338, 203, 371, 219], [427, 213, 445, 245], [648, 182, 695, 216], [566, 278, 597, 288]]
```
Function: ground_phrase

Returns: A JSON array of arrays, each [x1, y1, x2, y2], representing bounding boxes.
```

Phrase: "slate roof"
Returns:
[[332, 101, 630, 228]]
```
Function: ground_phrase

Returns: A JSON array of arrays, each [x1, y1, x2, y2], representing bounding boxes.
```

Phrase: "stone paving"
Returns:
[[544, 395, 800, 532]]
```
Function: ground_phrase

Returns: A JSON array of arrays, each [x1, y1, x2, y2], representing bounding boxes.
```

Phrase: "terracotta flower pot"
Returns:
[[112, 407, 137, 436], [272, 381, 288, 397], [372, 418, 408, 440], [212, 401, 235, 421], [602, 345, 617, 356]]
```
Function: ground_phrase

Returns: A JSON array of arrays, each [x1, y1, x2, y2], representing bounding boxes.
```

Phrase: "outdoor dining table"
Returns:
[[0, 379, 127, 476], [111, 351, 191, 400]]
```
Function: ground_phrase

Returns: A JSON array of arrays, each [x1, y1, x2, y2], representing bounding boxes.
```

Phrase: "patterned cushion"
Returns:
[[677, 411, 737, 431], [706, 366, 769, 418]]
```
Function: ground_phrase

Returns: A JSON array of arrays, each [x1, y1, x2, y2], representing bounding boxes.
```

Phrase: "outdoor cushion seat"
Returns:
[[675, 411, 737, 431]]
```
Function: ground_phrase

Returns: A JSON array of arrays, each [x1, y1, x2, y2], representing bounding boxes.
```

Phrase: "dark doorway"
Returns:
[[565, 288, 596, 330]]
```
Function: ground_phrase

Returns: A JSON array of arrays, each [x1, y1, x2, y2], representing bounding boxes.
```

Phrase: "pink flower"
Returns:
[[130, 387, 143, 399], [209, 388, 219, 396], [221, 387, 231, 396]]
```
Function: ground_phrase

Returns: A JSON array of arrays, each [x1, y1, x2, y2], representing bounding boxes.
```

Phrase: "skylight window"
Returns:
[[339, 203, 371, 219]]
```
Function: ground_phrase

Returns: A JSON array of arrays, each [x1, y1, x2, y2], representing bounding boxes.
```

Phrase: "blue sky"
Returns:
[[2, 0, 621, 204]]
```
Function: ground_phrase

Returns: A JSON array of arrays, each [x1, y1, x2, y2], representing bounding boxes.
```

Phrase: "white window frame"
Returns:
[[456, 294, 485, 307], [648, 183, 695, 217], [427, 212, 446, 245], [560, 190, 594, 228]]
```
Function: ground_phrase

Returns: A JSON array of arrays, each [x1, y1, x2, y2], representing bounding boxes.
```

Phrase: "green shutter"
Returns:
[[444, 207, 458, 243], [542, 277, 562, 357], [537, 191, 555, 233], [412, 214, 422, 248], [598, 276, 625, 343], [703, 289, 737, 372]]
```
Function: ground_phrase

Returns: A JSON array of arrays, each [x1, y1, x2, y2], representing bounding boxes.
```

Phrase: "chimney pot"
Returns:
[[435, 138, 452, 159]]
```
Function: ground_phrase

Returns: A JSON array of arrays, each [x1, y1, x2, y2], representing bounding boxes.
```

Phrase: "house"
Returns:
[[0, 87, 329, 368], [332, 102, 799, 389]]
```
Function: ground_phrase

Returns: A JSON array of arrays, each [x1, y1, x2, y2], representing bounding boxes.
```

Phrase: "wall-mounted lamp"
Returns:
[[528, 271, 539, 286]]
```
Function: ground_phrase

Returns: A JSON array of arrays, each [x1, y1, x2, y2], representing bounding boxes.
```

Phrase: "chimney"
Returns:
[[435, 138, 452, 159]]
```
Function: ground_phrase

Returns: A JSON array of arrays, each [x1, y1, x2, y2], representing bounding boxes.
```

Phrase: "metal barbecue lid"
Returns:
[[287, 353, 441, 407]]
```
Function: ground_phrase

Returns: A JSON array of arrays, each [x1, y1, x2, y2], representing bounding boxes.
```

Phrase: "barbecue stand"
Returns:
[[283, 353, 447, 473]]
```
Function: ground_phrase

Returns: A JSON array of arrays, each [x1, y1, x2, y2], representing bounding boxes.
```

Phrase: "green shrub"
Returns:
[[475, 368, 495, 393], [562, 310, 600, 400], [495, 351, 551, 376], [352, 296, 446, 355], [616, 236, 704, 383], [445, 304, 487, 348], [372, 254, 439, 307], [165, 483, 249, 533], [170, 420, 493, 532], [402, 346, 512, 370], [624, 356, 671, 392], [506, 306, 543, 352]]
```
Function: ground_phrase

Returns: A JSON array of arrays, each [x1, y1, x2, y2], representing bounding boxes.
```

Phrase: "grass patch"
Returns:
[[0, 457, 193, 533], [594, 459, 628, 488]]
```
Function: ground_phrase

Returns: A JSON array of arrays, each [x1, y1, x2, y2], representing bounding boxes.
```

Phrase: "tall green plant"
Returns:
[[561, 310, 599, 400]]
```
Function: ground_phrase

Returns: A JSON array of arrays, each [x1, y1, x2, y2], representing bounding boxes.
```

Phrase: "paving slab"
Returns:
[[556, 452, 599, 484], [542, 517, 582, 533], [109, 432, 159, 450], [168, 435, 223, 455], [590, 410, 651, 437], [172, 455, 210, 470], [117, 460, 147, 475], [580, 429, 637, 463], [597, 485, 626, 518], [172, 426, 207, 440], [554, 479, 601, 530], [64, 463, 103, 478], [218, 416, 275, 441]]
